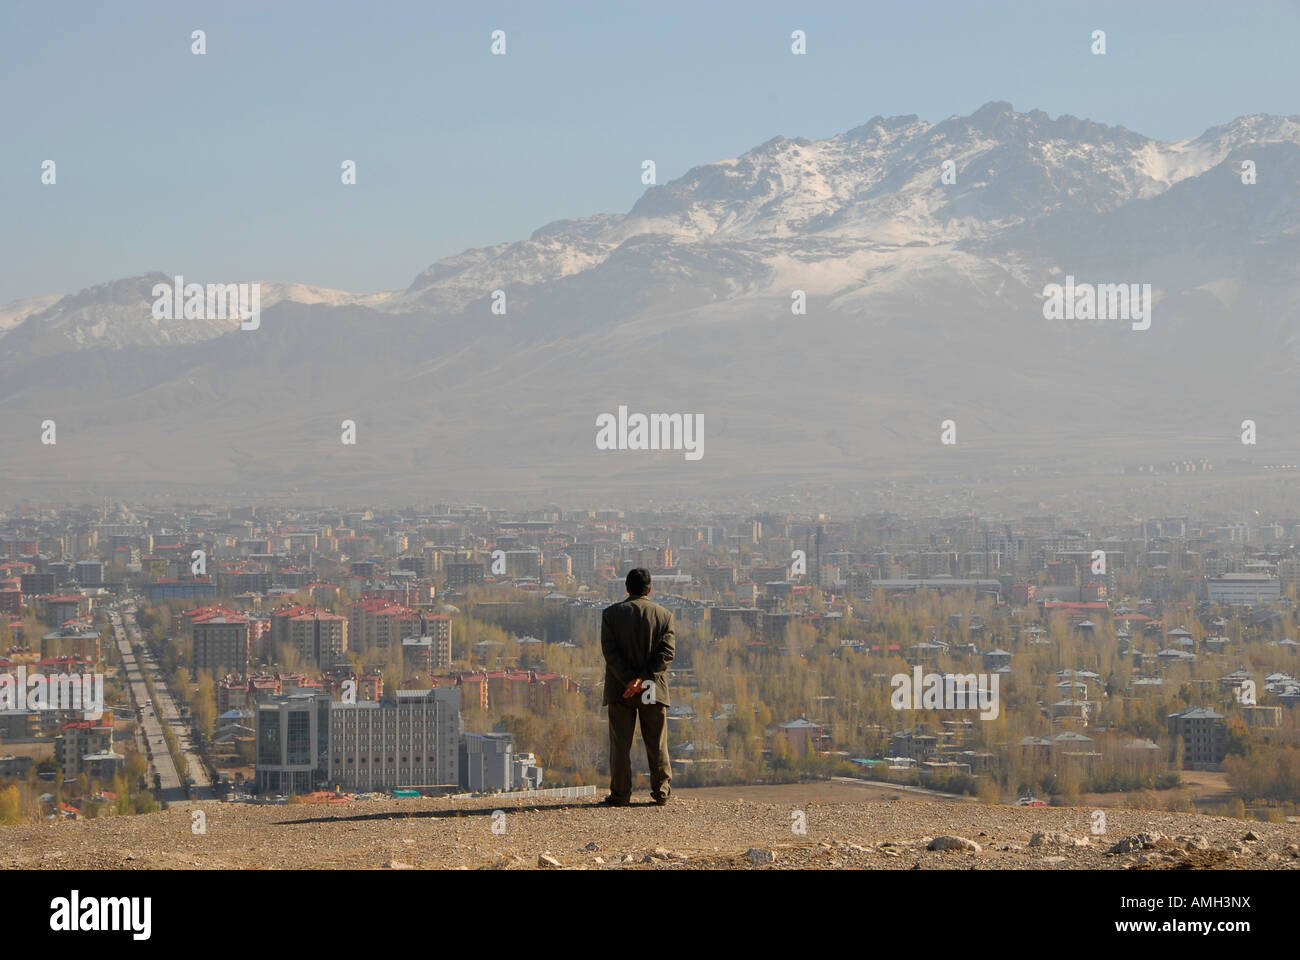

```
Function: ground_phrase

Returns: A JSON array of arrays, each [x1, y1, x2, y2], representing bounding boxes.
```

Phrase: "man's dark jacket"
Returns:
[[601, 594, 675, 707]]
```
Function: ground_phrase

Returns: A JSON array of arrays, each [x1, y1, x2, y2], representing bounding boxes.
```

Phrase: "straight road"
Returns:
[[110, 600, 213, 801]]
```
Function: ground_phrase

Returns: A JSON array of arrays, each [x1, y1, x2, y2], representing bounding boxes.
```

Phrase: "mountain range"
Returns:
[[5, 101, 1300, 505]]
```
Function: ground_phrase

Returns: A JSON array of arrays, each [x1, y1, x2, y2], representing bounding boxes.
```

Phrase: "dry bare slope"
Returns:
[[3, 785, 1298, 870]]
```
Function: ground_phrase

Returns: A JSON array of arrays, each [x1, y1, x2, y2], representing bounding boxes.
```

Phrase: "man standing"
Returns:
[[600, 568, 675, 806]]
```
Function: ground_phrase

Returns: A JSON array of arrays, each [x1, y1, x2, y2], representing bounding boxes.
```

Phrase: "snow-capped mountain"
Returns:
[[387, 102, 1300, 313], [4, 102, 1300, 501], [0, 274, 393, 359]]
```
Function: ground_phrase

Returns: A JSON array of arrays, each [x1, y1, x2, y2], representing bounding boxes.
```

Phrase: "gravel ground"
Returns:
[[3, 788, 1298, 870]]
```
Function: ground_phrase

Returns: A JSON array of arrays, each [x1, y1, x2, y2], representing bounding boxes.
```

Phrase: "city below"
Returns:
[[2, 500, 1298, 829]]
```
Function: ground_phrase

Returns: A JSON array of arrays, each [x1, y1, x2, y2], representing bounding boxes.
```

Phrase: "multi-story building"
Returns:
[[445, 560, 485, 589], [1278, 558, 1300, 596], [268, 603, 316, 651], [41, 594, 88, 626], [434, 668, 576, 713], [327, 688, 460, 791], [285, 611, 348, 667], [1168, 706, 1227, 768], [146, 578, 217, 601], [73, 560, 104, 586], [709, 606, 762, 638], [503, 549, 542, 579], [513, 752, 543, 790], [41, 625, 101, 662], [402, 636, 434, 674], [567, 542, 596, 577], [402, 631, 451, 674], [193, 614, 250, 677], [0, 755, 35, 778], [1207, 574, 1281, 606], [254, 693, 330, 795], [55, 719, 116, 778], [424, 614, 452, 651], [460, 731, 513, 792], [348, 598, 422, 652], [778, 717, 827, 758], [223, 569, 272, 595], [20, 572, 55, 596]]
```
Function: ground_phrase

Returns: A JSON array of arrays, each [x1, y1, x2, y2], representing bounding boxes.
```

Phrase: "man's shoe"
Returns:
[[602, 794, 630, 807], [652, 795, 669, 806]]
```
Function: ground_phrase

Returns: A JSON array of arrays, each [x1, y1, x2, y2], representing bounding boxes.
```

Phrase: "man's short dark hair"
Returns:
[[626, 568, 652, 596]]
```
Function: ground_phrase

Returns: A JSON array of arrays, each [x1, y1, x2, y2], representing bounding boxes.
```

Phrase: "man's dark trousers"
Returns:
[[607, 697, 670, 803]]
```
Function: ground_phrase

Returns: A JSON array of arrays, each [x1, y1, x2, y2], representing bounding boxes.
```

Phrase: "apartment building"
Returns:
[[566, 542, 596, 576], [402, 631, 452, 674], [41, 624, 101, 662], [1168, 706, 1227, 768], [445, 560, 485, 589], [1278, 557, 1300, 596], [285, 611, 348, 667], [55, 719, 116, 779], [193, 614, 250, 677], [348, 598, 422, 652]]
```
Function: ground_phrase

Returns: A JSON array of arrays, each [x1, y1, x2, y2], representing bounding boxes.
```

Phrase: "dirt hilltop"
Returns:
[[4, 782, 1298, 870]]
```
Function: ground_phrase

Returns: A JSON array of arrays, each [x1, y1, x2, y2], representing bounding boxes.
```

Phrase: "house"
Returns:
[[667, 703, 696, 721], [777, 717, 827, 758], [1015, 736, 1053, 764], [889, 728, 939, 762], [920, 760, 971, 776], [1156, 648, 1196, 667], [1051, 699, 1092, 724], [1241, 705, 1281, 729], [1217, 668, 1253, 696], [1050, 731, 1094, 748], [982, 648, 1012, 670]]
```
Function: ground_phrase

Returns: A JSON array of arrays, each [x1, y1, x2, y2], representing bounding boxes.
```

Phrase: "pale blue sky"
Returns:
[[3, 0, 1298, 303]]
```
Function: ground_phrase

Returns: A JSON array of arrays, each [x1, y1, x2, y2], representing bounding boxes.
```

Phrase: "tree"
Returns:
[[0, 785, 26, 824], [275, 641, 302, 674], [126, 752, 148, 782], [194, 670, 217, 741]]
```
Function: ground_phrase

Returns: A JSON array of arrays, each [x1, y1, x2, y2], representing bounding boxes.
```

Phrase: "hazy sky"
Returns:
[[3, 0, 1298, 303]]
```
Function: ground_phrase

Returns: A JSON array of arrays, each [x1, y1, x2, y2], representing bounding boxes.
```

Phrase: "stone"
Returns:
[[1107, 833, 1162, 855], [1029, 831, 1089, 848], [927, 835, 982, 853]]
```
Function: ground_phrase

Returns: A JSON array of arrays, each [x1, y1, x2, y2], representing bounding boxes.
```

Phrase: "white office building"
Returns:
[[328, 688, 460, 791], [1207, 573, 1280, 606]]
